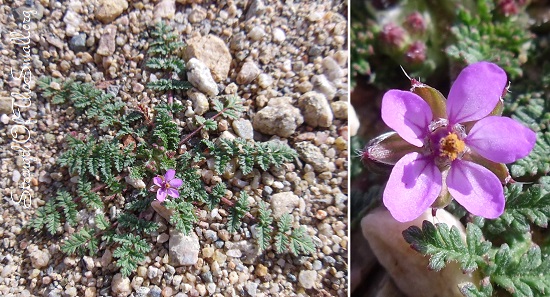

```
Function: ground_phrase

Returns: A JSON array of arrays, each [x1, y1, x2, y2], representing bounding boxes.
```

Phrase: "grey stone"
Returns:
[[236, 61, 261, 85], [294, 141, 330, 172], [298, 91, 333, 128], [69, 33, 87, 52], [97, 25, 117, 56], [231, 119, 254, 140], [253, 97, 303, 138]]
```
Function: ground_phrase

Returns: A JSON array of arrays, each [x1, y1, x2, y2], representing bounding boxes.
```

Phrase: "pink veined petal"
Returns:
[[166, 188, 180, 198], [156, 189, 167, 202], [164, 169, 176, 181], [381, 90, 432, 147], [446, 62, 507, 124], [447, 160, 505, 219], [153, 176, 163, 187], [383, 152, 442, 222], [466, 116, 536, 164]]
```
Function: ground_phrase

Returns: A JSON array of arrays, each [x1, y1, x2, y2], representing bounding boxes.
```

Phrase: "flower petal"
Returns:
[[167, 188, 180, 198], [169, 178, 183, 189], [446, 62, 507, 124], [466, 116, 536, 164], [156, 189, 167, 202], [447, 160, 504, 219], [165, 169, 176, 181], [383, 152, 442, 222], [153, 176, 163, 187], [381, 90, 432, 147]]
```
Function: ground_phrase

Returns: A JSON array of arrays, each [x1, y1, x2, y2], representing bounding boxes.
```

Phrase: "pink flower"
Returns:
[[364, 62, 536, 222], [153, 169, 183, 202]]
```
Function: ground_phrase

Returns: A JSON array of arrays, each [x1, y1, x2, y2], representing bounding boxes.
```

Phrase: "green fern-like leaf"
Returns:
[[165, 200, 197, 235], [117, 213, 159, 234], [61, 227, 97, 255], [153, 109, 181, 152], [95, 213, 110, 230], [146, 57, 186, 74], [147, 79, 193, 91], [77, 180, 103, 210], [403, 221, 491, 273], [55, 191, 78, 227], [212, 96, 245, 120], [459, 280, 493, 297], [227, 192, 250, 233], [207, 182, 226, 210], [113, 234, 151, 278], [483, 184, 550, 235], [289, 226, 316, 256], [491, 244, 550, 297], [274, 213, 292, 254], [256, 201, 273, 252]]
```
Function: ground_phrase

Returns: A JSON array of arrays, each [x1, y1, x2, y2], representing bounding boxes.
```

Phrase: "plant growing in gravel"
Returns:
[[31, 23, 314, 279]]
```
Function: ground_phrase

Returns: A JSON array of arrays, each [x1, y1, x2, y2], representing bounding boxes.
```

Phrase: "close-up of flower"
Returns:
[[153, 169, 183, 202], [364, 62, 536, 222]]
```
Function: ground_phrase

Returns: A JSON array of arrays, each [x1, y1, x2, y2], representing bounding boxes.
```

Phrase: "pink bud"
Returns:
[[405, 41, 426, 64], [380, 23, 406, 49], [404, 12, 426, 34]]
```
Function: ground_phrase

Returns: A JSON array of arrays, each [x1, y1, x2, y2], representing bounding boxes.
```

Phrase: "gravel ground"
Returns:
[[0, 0, 348, 296]]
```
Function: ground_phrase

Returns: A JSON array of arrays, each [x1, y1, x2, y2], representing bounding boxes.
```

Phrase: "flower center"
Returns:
[[439, 133, 465, 161]]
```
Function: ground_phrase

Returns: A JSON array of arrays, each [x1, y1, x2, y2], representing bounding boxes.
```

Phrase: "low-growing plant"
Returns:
[[31, 22, 315, 278]]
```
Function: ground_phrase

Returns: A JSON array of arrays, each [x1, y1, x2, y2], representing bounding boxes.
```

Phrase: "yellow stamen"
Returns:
[[439, 133, 465, 161]]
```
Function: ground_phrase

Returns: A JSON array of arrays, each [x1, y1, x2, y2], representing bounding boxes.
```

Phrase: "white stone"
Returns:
[[63, 10, 82, 37], [272, 28, 286, 43], [187, 58, 219, 97], [169, 229, 200, 266], [253, 97, 303, 137], [124, 176, 145, 189], [231, 119, 254, 140], [349, 104, 360, 137], [188, 91, 209, 115], [237, 61, 261, 85], [111, 273, 132, 297], [153, 0, 176, 20], [298, 270, 317, 289]]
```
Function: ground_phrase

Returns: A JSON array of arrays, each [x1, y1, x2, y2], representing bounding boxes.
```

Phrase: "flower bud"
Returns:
[[405, 41, 427, 64], [380, 23, 406, 50], [404, 12, 426, 34]]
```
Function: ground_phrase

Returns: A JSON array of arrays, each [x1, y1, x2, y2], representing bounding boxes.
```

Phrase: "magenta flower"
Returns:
[[364, 62, 536, 222], [153, 169, 183, 202]]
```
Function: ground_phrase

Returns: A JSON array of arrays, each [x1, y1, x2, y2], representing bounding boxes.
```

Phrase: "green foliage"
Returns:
[[113, 234, 151, 278], [227, 192, 250, 233], [61, 227, 98, 255], [148, 22, 184, 56], [29, 199, 61, 234], [459, 280, 493, 297], [274, 213, 316, 256], [153, 109, 181, 152], [36, 77, 72, 104], [146, 57, 186, 74], [56, 191, 78, 227], [255, 201, 273, 252], [58, 136, 135, 188], [203, 138, 297, 176], [481, 184, 550, 235], [165, 200, 197, 235], [403, 221, 490, 273], [30, 191, 80, 235], [445, 0, 531, 79], [207, 182, 226, 210], [212, 96, 246, 120], [491, 244, 550, 297], [147, 79, 193, 91], [146, 22, 191, 92], [77, 180, 103, 210], [36, 79, 126, 128], [175, 168, 208, 203], [117, 213, 159, 234], [95, 213, 110, 231], [195, 115, 218, 131]]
